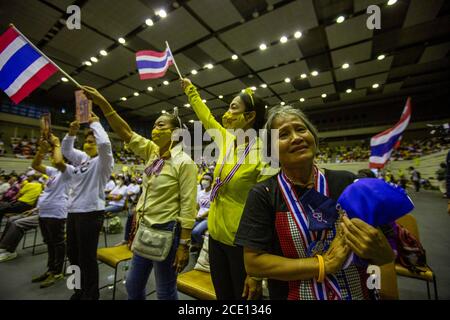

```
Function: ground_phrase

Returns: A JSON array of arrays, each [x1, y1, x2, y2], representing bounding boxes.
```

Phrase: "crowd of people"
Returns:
[[0, 79, 447, 301], [316, 137, 449, 164]]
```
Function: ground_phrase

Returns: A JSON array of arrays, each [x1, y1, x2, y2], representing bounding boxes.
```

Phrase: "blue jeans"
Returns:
[[191, 219, 208, 245], [126, 222, 180, 300]]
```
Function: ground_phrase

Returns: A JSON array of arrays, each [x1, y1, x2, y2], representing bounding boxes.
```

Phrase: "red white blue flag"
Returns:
[[0, 26, 58, 104], [369, 97, 412, 169], [136, 47, 174, 80]]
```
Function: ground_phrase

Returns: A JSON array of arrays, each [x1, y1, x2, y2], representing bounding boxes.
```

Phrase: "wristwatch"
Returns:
[[179, 238, 191, 247]]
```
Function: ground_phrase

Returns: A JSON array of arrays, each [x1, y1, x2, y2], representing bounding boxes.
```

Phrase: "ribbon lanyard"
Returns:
[[277, 166, 342, 300], [210, 138, 256, 202]]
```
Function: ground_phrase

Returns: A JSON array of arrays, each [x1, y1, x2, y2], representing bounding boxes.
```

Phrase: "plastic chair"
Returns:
[[97, 245, 133, 300], [396, 214, 438, 299]]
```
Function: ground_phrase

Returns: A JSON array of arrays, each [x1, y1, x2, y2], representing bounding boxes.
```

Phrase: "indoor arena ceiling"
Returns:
[[0, 0, 449, 123]]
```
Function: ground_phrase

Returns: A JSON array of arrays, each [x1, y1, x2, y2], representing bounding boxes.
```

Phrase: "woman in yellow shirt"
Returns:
[[181, 78, 276, 300], [83, 86, 197, 300]]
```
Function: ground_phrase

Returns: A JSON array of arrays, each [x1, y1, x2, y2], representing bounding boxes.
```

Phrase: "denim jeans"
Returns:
[[126, 221, 180, 300], [191, 219, 208, 245]]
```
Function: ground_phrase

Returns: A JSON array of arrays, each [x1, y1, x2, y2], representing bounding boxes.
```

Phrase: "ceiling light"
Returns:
[[147, 86, 153, 91], [311, 70, 319, 77], [280, 102, 286, 106], [134, 92, 139, 97], [260, 84, 267, 88], [265, 105, 268, 109], [387, 0, 397, 5], [90, 57, 98, 63], [189, 120, 194, 123], [118, 37, 126, 44], [250, 86, 257, 91], [145, 18, 154, 26], [346, 89, 352, 93], [342, 63, 350, 69], [184, 104, 191, 108], [61, 108, 66, 114], [157, 9, 167, 18], [280, 36, 288, 43], [162, 110, 166, 114], [191, 69, 198, 75], [336, 16, 345, 24], [300, 98, 305, 102], [231, 54, 238, 60], [202, 99, 206, 103], [294, 31, 302, 39], [61, 77, 68, 82], [377, 54, 386, 60], [300, 73, 307, 79], [219, 95, 223, 99], [372, 83, 380, 89], [284, 78, 291, 83], [121, 97, 127, 101], [259, 43, 267, 51], [241, 89, 245, 93], [204, 63, 213, 69], [84, 61, 92, 66], [321, 93, 327, 98], [99, 50, 107, 56], [163, 80, 169, 85]]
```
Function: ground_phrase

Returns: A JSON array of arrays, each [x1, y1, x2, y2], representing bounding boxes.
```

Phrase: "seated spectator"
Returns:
[[105, 175, 116, 196], [117, 176, 142, 246], [105, 175, 127, 214], [191, 173, 212, 250], [0, 208, 39, 262], [0, 175, 10, 197], [0, 173, 43, 224], [0, 175, 20, 203]]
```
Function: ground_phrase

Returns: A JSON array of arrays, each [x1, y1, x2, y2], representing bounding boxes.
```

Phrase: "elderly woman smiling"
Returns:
[[235, 105, 395, 300]]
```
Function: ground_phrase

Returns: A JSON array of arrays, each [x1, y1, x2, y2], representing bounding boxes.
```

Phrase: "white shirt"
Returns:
[[62, 122, 114, 213], [37, 166, 71, 219], [108, 184, 128, 207], [127, 183, 141, 202], [105, 180, 116, 193], [0, 182, 10, 196], [196, 188, 211, 218]]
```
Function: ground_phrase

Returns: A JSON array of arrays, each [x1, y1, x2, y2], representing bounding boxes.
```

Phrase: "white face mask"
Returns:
[[201, 180, 211, 189]]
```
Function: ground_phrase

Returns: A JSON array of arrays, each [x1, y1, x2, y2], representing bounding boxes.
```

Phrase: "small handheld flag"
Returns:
[[369, 97, 412, 169], [136, 42, 182, 80], [0, 25, 82, 104]]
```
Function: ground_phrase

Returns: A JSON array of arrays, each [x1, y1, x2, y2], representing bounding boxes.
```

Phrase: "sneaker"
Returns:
[[32, 272, 51, 283], [40, 273, 64, 288], [0, 251, 17, 262], [0, 248, 7, 254]]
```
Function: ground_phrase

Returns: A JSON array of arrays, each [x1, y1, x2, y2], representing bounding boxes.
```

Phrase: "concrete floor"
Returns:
[[0, 189, 448, 300]]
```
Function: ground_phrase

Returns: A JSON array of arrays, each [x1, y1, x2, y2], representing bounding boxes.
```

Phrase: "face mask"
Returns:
[[152, 128, 173, 147], [83, 143, 98, 157], [222, 111, 248, 129], [201, 180, 211, 189]]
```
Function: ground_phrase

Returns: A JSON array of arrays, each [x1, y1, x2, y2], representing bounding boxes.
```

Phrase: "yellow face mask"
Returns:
[[152, 128, 173, 147], [83, 143, 98, 157], [222, 111, 248, 130]]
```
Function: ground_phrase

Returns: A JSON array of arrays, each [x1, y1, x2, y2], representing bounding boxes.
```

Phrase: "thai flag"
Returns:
[[0, 27, 58, 104], [136, 47, 174, 80], [369, 97, 412, 169]]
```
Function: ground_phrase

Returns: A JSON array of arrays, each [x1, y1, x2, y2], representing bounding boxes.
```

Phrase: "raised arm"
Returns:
[[181, 78, 227, 139], [48, 134, 66, 172], [88, 113, 114, 175], [83, 86, 133, 143], [61, 120, 88, 166], [31, 138, 49, 174]]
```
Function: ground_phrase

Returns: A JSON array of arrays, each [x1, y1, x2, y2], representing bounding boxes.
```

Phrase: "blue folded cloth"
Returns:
[[337, 178, 414, 226], [300, 188, 339, 232]]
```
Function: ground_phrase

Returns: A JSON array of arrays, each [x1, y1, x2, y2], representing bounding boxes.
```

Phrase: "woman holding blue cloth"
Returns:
[[235, 105, 397, 300]]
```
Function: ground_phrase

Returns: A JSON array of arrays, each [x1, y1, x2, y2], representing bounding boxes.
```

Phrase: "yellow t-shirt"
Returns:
[[185, 84, 278, 246], [127, 133, 197, 230], [18, 181, 43, 206]]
